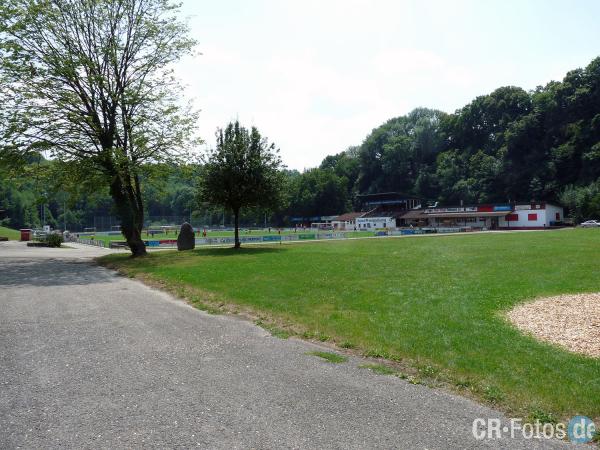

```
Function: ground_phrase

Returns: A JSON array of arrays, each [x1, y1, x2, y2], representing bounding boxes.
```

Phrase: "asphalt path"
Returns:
[[0, 241, 570, 449]]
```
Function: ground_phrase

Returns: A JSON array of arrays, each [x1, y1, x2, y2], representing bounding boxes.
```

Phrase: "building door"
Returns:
[[490, 217, 498, 230]]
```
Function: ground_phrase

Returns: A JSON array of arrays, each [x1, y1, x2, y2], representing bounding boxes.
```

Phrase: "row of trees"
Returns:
[[0, 159, 193, 231]]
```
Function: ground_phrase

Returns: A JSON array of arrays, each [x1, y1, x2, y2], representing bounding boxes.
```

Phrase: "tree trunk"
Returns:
[[126, 225, 147, 257], [234, 207, 241, 249], [109, 171, 147, 257]]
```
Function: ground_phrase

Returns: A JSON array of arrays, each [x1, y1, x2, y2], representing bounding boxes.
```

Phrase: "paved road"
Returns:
[[0, 241, 569, 449]]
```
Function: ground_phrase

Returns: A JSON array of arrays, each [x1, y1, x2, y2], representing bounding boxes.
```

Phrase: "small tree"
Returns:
[[199, 121, 285, 249]]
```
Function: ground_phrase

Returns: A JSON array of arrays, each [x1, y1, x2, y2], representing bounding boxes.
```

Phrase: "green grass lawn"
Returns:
[[99, 229, 600, 420], [0, 226, 21, 240]]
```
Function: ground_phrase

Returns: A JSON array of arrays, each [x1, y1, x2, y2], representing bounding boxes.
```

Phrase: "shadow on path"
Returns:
[[0, 259, 118, 287]]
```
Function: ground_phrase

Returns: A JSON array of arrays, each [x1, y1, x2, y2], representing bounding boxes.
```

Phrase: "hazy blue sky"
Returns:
[[176, 0, 600, 170]]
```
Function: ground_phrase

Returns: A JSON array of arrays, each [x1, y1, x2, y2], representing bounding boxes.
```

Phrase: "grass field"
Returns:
[[99, 229, 600, 420], [81, 229, 373, 244], [0, 226, 20, 240]]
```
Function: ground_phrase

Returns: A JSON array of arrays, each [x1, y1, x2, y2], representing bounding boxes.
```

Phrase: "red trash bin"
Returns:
[[20, 229, 32, 241]]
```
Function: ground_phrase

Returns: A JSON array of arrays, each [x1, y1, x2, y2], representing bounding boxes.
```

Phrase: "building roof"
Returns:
[[399, 210, 428, 219], [336, 212, 364, 221], [425, 211, 512, 218], [357, 191, 420, 199], [357, 192, 422, 206], [400, 208, 517, 219]]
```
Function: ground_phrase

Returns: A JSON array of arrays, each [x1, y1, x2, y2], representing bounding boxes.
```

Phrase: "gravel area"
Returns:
[[507, 293, 600, 358]]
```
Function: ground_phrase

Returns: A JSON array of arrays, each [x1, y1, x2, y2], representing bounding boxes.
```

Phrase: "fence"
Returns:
[[89, 215, 271, 232], [68, 237, 107, 248], [70, 227, 476, 250], [136, 232, 347, 248]]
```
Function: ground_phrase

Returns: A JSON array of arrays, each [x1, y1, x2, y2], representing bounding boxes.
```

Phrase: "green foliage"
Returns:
[[559, 181, 600, 221], [528, 408, 557, 425], [285, 167, 351, 217], [0, 0, 199, 256], [46, 233, 63, 248], [198, 121, 285, 247], [320, 147, 360, 188], [357, 108, 446, 195]]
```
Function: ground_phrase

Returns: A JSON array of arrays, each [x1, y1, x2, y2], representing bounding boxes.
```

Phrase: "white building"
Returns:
[[331, 212, 365, 231], [355, 216, 396, 230], [498, 203, 563, 228], [399, 202, 564, 230]]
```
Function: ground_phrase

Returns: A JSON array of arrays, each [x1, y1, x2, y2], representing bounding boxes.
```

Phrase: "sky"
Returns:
[[176, 0, 600, 170]]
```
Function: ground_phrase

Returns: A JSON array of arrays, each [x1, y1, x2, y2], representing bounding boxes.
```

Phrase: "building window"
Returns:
[[506, 214, 519, 222], [528, 213, 538, 221], [556, 212, 560, 220]]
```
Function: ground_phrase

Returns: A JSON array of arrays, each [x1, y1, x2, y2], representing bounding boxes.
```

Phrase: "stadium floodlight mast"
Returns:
[[0, 0, 200, 256]]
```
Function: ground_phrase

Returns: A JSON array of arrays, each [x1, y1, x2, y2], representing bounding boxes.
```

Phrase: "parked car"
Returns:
[[580, 220, 600, 228]]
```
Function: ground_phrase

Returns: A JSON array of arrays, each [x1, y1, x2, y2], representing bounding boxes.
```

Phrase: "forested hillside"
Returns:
[[2, 57, 600, 229], [300, 56, 600, 220]]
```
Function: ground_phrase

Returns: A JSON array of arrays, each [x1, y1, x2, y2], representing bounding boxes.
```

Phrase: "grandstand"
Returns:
[[355, 193, 422, 229]]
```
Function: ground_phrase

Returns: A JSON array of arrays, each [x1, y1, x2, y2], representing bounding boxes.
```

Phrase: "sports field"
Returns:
[[80, 229, 373, 245], [99, 229, 600, 421]]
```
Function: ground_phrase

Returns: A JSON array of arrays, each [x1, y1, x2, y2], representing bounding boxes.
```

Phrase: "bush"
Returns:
[[47, 233, 63, 248]]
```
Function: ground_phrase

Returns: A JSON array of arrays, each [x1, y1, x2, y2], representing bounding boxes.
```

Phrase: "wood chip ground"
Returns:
[[507, 293, 600, 358]]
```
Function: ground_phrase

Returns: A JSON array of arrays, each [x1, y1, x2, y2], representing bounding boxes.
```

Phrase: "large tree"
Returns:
[[0, 0, 198, 256], [199, 121, 285, 249], [356, 108, 446, 196]]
